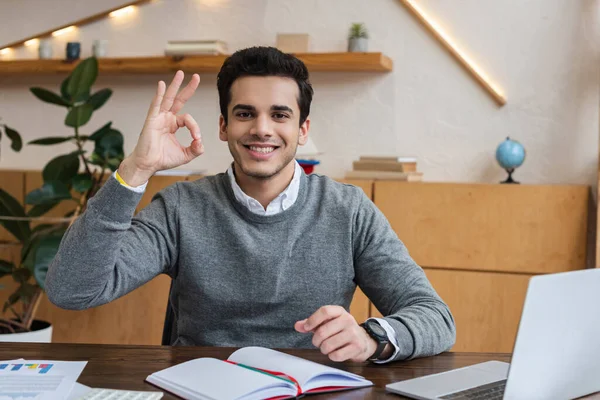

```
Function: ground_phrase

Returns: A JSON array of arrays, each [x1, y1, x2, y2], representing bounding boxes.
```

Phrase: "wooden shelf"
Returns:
[[0, 53, 393, 76]]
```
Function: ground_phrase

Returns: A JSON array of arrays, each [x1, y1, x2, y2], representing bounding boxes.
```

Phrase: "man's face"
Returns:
[[219, 76, 309, 180]]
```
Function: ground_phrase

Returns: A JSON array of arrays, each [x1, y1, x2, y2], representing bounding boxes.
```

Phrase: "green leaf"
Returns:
[[0, 260, 14, 278], [94, 129, 124, 159], [66, 57, 98, 101], [27, 202, 59, 217], [21, 223, 65, 264], [4, 126, 22, 151], [42, 152, 80, 183], [106, 158, 121, 172], [31, 235, 63, 289], [65, 104, 94, 128], [28, 136, 73, 145], [89, 122, 112, 141], [72, 173, 93, 193], [87, 88, 112, 110], [60, 76, 71, 102], [73, 89, 90, 104], [0, 188, 30, 242], [30, 87, 71, 107], [25, 181, 72, 205], [3, 292, 20, 312], [88, 152, 103, 166], [15, 283, 38, 305], [12, 268, 31, 284]]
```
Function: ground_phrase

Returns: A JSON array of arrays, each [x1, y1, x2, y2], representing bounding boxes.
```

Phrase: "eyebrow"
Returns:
[[232, 104, 294, 114]]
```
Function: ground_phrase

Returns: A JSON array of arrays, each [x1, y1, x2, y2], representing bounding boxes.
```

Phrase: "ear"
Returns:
[[298, 117, 310, 146], [218, 115, 228, 142]]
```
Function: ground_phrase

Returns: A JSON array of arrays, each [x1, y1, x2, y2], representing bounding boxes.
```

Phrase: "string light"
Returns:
[[400, 0, 506, 105], [52, 26, 76, 37], [109, 5, 135, 18], [0, 1, 149, 51], [24, 39, 39, 47]]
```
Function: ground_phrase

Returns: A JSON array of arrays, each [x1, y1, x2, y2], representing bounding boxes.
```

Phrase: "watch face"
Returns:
[[367, 321, 387, 338]]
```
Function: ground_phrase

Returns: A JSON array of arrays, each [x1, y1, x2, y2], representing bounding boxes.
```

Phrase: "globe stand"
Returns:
[[501, 168, 519, 184]]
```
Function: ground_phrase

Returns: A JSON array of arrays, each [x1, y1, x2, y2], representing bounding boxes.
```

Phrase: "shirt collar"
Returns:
[[227, 161, 303, 216]]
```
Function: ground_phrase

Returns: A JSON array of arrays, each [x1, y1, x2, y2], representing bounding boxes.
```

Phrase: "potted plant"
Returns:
[[0, 57, 125, 342], [347, 23, 369, 52]]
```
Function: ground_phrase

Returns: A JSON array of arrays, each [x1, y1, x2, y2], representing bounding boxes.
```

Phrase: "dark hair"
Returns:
[[217, 46, 313, 126]]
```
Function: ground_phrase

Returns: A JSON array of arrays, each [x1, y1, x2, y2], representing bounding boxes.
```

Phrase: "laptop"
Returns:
[[386, 268, 600, 400]]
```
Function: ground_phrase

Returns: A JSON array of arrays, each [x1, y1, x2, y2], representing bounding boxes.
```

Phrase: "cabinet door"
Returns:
[[371, 268, 532, 353]]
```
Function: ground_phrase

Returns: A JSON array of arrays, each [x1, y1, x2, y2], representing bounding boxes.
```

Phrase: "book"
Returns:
[[359, 156, 417, 163], [165, 40, 228, 56], [145, 346, 373, 400], [353, 160, 417, 173], [345, 170, 423, 181]]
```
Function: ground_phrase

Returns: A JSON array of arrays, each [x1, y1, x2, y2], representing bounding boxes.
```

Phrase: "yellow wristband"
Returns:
[[115, 170, 131, 188]]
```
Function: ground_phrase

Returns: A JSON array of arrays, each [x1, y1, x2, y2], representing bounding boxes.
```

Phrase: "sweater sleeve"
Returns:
[[352, 190, 456, 360], [45, 175, 180, 310]]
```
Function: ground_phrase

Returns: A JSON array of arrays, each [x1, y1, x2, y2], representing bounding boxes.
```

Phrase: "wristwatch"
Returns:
[[360, 320, 390, 361]]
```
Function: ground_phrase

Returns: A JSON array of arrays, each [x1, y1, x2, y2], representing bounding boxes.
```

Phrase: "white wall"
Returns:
[[0, 0, 598, 184]]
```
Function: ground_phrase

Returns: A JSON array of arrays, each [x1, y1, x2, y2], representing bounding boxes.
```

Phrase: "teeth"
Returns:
[[249, 146, 275, 154]]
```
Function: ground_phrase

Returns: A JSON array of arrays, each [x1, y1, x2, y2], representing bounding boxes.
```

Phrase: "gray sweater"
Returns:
[[45, 172, 455, 361]]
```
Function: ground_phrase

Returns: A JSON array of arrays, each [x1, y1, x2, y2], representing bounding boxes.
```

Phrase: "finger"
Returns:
[[328, 342, 364, 363], [303, 306, 345, 332], [160, 70, 185, 113], [312, 317, 347, 348], [319, 331, 353, 359], [171, 74, 200, 114], [183, 139, 204, 162], [147, 80, 166, 118], [294, 319, 309, 333], [176, 113, 202, 141]]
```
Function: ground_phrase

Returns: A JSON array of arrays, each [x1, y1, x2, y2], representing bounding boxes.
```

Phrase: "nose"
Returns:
[[249, 114, 273, 139]]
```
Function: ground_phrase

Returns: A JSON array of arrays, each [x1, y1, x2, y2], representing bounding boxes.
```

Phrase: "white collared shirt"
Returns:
[[226, 161, 303, 216]]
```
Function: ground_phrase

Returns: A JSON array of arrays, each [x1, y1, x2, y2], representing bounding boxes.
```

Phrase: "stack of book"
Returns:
[[345, 156, 423, 181], [164, 40, 228, 56]]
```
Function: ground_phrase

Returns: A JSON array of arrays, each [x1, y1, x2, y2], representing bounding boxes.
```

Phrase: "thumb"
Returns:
[[294, 319, 309, 333]]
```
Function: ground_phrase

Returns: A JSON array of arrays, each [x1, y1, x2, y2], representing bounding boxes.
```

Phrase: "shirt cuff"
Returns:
[[113, 170, 148, 193], [369, 317, 401, 364]]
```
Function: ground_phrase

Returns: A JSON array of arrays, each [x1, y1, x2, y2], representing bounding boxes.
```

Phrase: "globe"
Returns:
[[496, 137, 525, 184]]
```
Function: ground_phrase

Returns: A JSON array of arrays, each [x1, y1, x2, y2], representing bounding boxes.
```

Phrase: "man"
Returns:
[[46, 46, 455, 363]]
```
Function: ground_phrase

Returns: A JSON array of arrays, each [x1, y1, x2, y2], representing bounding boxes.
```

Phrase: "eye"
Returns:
[[236, 112, 252, 119], [273, 113, 289, 120]]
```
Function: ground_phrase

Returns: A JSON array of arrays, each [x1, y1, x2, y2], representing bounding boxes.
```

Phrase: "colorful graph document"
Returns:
[[0, 359, 87, 400]]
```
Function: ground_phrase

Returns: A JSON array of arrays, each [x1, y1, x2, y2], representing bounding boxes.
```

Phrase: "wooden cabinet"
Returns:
[[371, 268, 532, 352], [372, 181, 590, 352]]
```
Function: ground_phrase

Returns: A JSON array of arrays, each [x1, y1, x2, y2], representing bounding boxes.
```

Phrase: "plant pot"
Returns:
[[0, 320, 53, 343], [348, 37, 368, 52]]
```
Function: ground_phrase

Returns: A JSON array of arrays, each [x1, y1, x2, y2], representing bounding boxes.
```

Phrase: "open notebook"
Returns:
[[145, 346, 373, 400]]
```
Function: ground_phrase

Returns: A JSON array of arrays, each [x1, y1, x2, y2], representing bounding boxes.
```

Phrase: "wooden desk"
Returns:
[[3, 343, 600, 399], [1, 343, 507, 398]]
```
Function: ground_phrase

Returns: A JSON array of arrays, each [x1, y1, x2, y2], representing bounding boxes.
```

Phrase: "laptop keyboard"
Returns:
[[439, 379, 507, 400]]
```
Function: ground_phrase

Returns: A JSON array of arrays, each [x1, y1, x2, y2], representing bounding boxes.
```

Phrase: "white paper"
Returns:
[[0, 360, 87, 400], [67, 382, 91, 400]]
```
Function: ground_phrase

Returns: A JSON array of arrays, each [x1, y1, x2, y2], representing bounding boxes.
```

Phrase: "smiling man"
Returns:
[[45, 47, 455, 364]]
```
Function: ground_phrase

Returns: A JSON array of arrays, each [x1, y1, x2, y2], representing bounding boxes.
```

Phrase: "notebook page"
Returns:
[[228, 347, 371, 391], [145, 357, 296, 400]]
